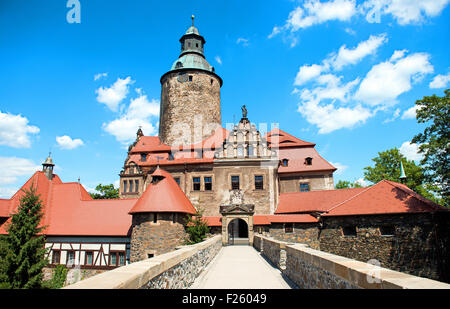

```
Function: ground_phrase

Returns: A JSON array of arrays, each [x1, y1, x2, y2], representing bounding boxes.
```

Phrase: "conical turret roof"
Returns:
[[128, 168, 196, 215]]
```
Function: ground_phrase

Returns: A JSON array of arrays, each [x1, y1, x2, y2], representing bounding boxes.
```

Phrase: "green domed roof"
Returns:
[[171, 53, 213, 72], [185, 25, 199, 35]]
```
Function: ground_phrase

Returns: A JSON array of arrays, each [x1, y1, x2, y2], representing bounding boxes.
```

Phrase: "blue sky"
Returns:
[[0, 0, 449, 197]]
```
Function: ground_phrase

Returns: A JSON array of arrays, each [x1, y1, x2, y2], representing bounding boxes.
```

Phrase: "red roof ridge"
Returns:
[[382, 180, 447, 211], [323, 184, 376, 214], [280, 186, 365, 196]]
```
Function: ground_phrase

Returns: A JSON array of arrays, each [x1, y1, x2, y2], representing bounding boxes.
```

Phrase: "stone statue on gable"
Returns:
[[241, 105, 247, 118]]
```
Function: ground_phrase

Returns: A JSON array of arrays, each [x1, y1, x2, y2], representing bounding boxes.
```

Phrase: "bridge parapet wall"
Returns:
[[64, 235, 222, 289], [253, 235, 450, 289]]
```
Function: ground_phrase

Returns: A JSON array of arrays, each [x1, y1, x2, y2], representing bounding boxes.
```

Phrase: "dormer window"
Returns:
[[141, 154, 147, 162], [168, 153, 174, 161], [282, 159, 289, 167], [305, 157, 313, 165]]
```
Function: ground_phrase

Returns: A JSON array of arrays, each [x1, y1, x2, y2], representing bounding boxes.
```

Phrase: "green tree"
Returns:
[[411, 89, 449, 207], [184, 210, 209, 245], [0, 186, 48, 289], [363, 148, 442, 204], [335, 180, 363, 189], [42, 265, 68, 289], [89, 184, 119, 199]]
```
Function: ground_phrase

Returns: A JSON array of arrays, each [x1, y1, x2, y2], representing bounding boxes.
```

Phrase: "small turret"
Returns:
[[42, 153, 55, 180]]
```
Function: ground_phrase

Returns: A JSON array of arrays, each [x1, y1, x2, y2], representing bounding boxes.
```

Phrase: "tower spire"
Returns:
[[191, 14, 195, 26], [399, 160, 407, 184], [42, 152, 55, 180]]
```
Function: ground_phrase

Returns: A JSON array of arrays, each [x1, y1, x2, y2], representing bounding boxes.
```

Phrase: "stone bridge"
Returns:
[[64, 235, 450, 289]]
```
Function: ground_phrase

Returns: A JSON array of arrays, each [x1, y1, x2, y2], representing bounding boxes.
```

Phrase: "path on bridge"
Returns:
[[191, 246, 295, 289]]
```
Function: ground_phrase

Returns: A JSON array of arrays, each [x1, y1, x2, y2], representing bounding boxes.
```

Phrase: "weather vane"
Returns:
[[191, 15, 195, 26]]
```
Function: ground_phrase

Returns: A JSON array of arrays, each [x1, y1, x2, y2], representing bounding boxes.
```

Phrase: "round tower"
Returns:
[[159, 16, 222, 146]]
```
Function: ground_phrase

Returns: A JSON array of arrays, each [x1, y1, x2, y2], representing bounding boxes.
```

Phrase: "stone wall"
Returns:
[[64, 235, 222, 289], [159, 70, 221, 145], [269, 223, 319, 249], [130, 212, 189, 262], [279, 173, 333, 193], [319, 212, 450, 283], [253, 235, 450, 289]]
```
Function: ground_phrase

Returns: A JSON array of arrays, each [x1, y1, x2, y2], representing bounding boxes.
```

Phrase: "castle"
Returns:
[[1, 18, 449, 283]]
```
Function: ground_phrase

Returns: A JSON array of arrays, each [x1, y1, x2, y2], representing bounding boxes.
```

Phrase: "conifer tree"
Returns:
[[0, 186, 48, 289]]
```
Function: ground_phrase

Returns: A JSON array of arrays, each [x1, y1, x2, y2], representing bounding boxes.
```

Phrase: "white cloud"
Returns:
[[0, 157, 41, 185], [330, 33, 387, 70], [344, 27, 356, 35], [294, 64, 326, 86], [429, 72, 450, 88], [354, 51, 433, 106], [0, 187, 17, 199], [95, 77, 134, 112], [94, 72, 108, 81], [0, 111, 40, 148], [355, 177, 368, 187], [383, 108, 400, 123], [363, 0, 450, 25], [56, 135, 84, 150], [215, 56, 222, 65], [236, 38, 249, 46], [399, 141, 423, 162], [401, 105, 419, 119], [330, 162, 349, 175], [103, 92, 160, 144]]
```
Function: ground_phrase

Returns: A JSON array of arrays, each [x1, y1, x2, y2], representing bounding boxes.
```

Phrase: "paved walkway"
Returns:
[[191, 246, 295, 289]]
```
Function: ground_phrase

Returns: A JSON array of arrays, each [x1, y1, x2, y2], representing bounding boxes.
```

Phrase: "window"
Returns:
[[231, 176, 240, 190], [123, 180, 128, 193], [85, 251, 94, 265], [168, 152, 174, 160], [285, 223, 293, 233], [210, 79, 213, 85], [129, 180, 134, 193], [153, 213, 157, 224], [255, 175, 264, 190], [305, 157, 313, 165], [343, 226, 357, 236], [237, 146, 244, 157], [109, 251, 125, 266], [66, 250, 75, 265], [172, 213, 176, 223], [140, 153, 147, 162], [134, 180, 139, 192], [248, 145, 254, 157], [52, 250, 61, 264], [189, 75, 193, 82], [196, 43, 199, 48], [300, 183, 310, 192], [147, 253, 154, 258], [282, 159, 289, 167], [380, 226, 395, 236], [193, 177, 201, 191], [174, 177, 180, 186], [204, 177, 212, 191]]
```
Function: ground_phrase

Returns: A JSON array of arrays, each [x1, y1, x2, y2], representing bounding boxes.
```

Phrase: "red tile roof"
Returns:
[[203, 216, 222, 227], [323, 180, 448, 216], [277, 147, 336, 174], [268, 214, 318, 223], [266, 128, 315, 148], [128, 168, 196, 215], [254, 215, 271, 225], [276, 187, 365, 214], [0, 171, 138, 237]]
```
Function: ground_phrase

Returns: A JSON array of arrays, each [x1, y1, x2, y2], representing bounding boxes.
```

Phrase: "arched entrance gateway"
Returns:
[[220, 195, 255, 246]]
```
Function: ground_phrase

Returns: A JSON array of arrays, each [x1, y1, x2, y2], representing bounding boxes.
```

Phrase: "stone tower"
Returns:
[[159, 16, 223, 146]]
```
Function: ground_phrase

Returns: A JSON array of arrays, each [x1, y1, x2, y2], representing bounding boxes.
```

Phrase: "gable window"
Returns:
[[66, 250, 76, 265], [134, 180, 139, 192], [342, 226, 357, 237], [380, 226, 395, 236], [204, 177, 212, 191], [85, 251, 94, 265], [193, 177, 201, 191], [52, 250, 61, 264], [255, 175, 264, 190], [248, 145, 254, 157], [282, 159, 289, 167], [123, 180, 128, 193], [231, 176, 240, 190], [140, 153, 147, 162], [305, 157, 313, 165], [285, 223, 293, 233], [300, 183, 310, 192], [129, 180, 134, 193], [174, 177, 181, 186], [237, 146, 244, 157], [168, 152, 174, 160]]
